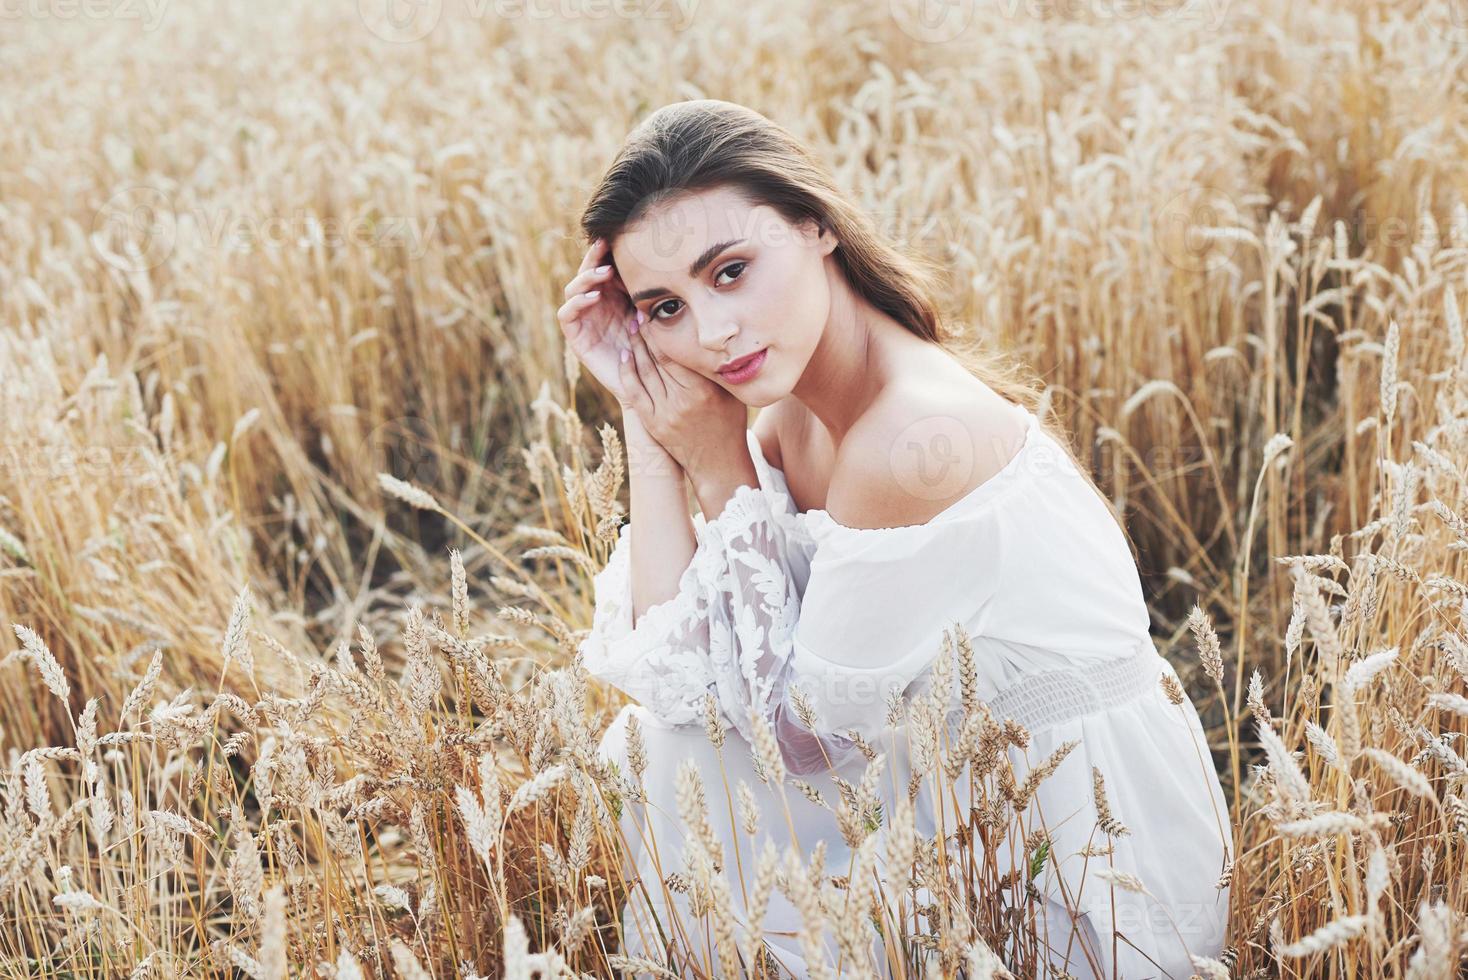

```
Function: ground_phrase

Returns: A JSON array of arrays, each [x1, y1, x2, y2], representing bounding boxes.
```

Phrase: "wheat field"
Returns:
[[2, 0, 1467, 976]]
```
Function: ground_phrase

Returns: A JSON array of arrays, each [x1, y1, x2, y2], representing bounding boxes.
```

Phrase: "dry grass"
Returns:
[[2, 0, 1468, 976]]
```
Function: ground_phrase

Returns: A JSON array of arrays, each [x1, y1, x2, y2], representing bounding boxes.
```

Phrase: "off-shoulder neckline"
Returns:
[[747, 400, 1040, 537]]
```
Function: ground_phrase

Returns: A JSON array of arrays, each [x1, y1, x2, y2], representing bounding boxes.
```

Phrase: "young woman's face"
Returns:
[[610, 185, 838, 407]]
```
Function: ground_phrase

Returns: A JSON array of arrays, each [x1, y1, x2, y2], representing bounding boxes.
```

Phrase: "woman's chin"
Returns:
[[741, 384, 786, 409]]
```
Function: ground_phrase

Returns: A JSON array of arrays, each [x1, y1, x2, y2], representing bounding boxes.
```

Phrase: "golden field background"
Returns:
[[2, 0, 1468, 975]]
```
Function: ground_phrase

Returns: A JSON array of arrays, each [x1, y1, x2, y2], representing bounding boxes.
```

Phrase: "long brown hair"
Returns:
[[580, 99, 1131, 545]]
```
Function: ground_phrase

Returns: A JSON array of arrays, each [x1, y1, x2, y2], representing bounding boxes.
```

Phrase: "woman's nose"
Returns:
[[698, 319, 739, 352]]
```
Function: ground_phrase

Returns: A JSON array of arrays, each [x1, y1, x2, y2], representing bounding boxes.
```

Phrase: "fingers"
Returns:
[[636, 324, 676, 372], [575, 235, 611, 276], [627, 313, 667, 399], [565, 235, 621, 301], [557, 290, 600, 322], [556, 290, 603, 338], [563, 261, 616, 301], [637, 323, 702, 395], [617, 323, 648, 413]]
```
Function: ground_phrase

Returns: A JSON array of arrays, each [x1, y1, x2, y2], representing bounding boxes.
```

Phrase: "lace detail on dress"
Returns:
[[576, 520, 719, 727], [578, 475, 856, 775]]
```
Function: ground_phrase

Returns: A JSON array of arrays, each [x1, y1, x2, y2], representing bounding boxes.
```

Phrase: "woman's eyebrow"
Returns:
[[629, 237, 746, 303]]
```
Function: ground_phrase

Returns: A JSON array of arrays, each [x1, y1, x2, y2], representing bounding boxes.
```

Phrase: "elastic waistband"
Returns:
[[959, 640, 1167, 736]]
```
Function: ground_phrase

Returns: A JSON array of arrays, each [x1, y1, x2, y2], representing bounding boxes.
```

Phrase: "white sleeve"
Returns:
[[579, 461, 1004, 777], [575, 517, 722, 728], [576, 479, 813, 752]]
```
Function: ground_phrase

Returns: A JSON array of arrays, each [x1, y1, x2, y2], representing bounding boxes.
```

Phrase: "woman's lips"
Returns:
[[718, 348, 768, 384]]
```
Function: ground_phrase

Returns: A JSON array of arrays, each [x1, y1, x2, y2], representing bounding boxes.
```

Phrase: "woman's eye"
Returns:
[[651, 262, 745, 321]]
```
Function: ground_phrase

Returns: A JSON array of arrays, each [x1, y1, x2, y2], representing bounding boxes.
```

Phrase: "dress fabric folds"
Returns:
[[582, 400, 1232, 979]]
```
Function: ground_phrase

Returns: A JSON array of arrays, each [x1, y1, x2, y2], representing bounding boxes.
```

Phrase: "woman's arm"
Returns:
[[688, 448, 760, 531], [622, 408, 698, 626]]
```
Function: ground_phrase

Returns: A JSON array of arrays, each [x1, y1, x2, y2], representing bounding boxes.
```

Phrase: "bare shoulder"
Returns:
[[750, 399, 788, 470], [826, 379, 1028, 531]]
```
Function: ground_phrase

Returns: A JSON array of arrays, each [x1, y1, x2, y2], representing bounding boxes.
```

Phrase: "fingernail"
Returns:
[[585, 289, 600, 298], [629, 317, 640, 335], [595, 264, 610, 273], [620, 348, 630, 363]]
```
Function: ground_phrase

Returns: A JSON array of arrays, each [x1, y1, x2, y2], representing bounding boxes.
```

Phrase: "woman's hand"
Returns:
[[618, 312, 748, 480], [558, 236, 637, 401]]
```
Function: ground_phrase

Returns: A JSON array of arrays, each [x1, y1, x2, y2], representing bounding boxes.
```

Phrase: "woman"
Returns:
[[560, 100, 1231, 978]]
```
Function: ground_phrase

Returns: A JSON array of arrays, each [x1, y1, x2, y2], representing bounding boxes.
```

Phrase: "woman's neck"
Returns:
[[789, 266, 930, 445]]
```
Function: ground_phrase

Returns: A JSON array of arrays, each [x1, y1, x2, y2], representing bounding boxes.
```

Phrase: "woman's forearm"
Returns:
[[687, 448, 759, 527], [623, 410, 698, 626]]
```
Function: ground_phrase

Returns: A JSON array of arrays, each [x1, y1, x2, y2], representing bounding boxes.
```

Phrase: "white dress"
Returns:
[[583, 400, 1232, 979]]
